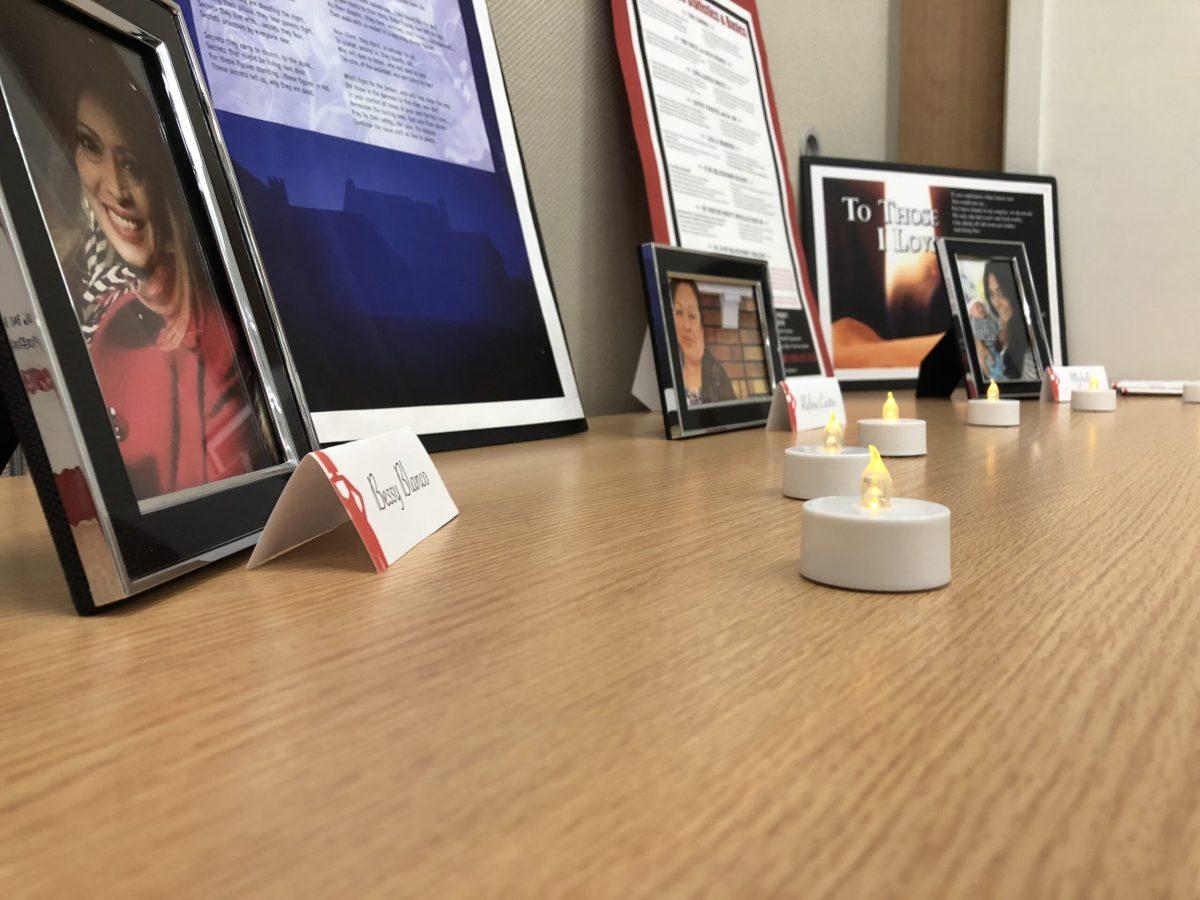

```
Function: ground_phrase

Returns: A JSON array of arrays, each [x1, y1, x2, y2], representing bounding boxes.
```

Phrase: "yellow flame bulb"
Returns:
[[987, 380, 1000, 401], [860, 445, 893, 511], [823, 413, 844, 453], [1089, 375, 1100, 391], [882, 391, 900, 422]]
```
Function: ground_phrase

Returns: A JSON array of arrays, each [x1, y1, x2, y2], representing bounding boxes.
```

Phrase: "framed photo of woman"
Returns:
[[0, 0, 316, 614], [639, 245, 785, 439], [936, 238, 1052, 399]]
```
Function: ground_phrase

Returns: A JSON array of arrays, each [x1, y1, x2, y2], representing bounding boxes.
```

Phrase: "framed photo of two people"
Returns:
[[0, 0, 316, 613], [937, 238, 1052, 400]]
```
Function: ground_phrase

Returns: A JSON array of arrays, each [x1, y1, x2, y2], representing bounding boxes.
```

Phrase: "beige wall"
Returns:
[[489, 1, 897, 415], [1007, 0, 1200, 378]]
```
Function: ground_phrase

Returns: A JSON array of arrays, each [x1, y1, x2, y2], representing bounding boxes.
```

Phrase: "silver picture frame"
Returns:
[[0, 0, 317, 613]]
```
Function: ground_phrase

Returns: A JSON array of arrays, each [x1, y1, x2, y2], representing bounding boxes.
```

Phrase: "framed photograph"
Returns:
[[936, 238, 1052, 399], [172, 0, 586, 450], [0, 0, 316, 614], [639, 245, 784, 439], [612, 0, 832, 378], [800, 156, 1066, 388]]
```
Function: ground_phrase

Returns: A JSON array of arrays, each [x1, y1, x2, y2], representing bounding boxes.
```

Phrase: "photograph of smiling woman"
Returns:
[[47, 41, 186, 345], [0, 10, 282, 502]]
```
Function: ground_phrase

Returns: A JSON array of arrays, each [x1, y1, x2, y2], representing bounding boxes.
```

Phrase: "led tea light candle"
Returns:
[[800, 447, 951, 592], [966, 380, 1020, 427], [856, 391, 926, 457], [1071, 375, 1117, 412], [783, 413, 869, 500], [1183, 382, 1200, 404]]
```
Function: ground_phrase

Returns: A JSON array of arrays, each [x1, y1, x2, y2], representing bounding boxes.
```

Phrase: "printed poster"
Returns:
[[612, 0, 832, 377], [179, 0, 584, 445], [802, 158, 1065, 384]]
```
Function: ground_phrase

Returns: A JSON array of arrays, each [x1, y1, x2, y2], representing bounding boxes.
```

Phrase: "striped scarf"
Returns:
[[78, 215, 141, 344]]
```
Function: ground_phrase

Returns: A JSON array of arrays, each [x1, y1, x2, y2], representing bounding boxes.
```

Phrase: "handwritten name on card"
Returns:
[[248, 428, 458, 573], [767, 377, 846, 432]]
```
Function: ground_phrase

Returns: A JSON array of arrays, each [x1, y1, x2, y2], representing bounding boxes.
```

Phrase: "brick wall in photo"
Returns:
[[699, 293, 770, 399]]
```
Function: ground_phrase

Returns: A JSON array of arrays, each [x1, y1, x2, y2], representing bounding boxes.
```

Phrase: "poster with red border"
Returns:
[[612, 0, 832, 377]]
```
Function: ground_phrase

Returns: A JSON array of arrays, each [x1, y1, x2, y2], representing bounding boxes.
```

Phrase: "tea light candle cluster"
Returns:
[[856, 392, 926, 457], [966, 380, 1020, 427], [1071, 375, 1117, 412], [783, 414, 869, 500], [800, 446, 951, 592]]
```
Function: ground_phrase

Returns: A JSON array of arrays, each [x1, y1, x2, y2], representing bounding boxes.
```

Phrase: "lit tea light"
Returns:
[[856, 391, 927, 457], [859, 445, 892, 510], [1071, 374, 1116, 412], [783, 413, 869, 500], [800, 446, 951, 592], [823, 413, 843, 452], [883, 392, 900, 421], [1184, 382, 1200, 404], [966, 379, 1020, 427]]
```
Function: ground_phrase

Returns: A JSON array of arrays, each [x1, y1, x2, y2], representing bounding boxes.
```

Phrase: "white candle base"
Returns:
[[800, 496, 951, 592], [783, 446, 869, 500], [1071, 388, 1116, 412], [1184, 382, 1200, 404], [856, 419, 926, 457], [966, 398, 1020, 427]]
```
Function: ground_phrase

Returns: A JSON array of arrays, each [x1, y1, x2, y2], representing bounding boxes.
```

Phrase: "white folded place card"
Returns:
[[767, 376, 846, 432], [1042, 365, 1109, 403], [247, 427, 458, 573]]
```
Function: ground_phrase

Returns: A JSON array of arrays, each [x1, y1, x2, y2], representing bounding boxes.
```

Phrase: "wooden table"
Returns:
[[3, 392, 1199, 896]]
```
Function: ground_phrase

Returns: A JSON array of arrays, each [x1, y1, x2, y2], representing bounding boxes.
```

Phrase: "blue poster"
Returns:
[[176, 0, 583, 444]]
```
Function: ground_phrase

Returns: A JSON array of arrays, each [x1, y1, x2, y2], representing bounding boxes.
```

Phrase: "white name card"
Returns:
[[767, 376, 846, 432], [1042, 365, 1109, 403], [248, 427, 458, 573]]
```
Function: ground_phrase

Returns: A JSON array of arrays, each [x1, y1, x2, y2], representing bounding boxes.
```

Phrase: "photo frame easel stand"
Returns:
[[915, 329, 963, 398], [0, 396, 15, 468]]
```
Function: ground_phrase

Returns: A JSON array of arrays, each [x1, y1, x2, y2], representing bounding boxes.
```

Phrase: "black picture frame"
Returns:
[[799, 155, 1067, 390], [0, 0, 316, 614], [936, 238, 1052, 400], [639, 244, 785, 439]]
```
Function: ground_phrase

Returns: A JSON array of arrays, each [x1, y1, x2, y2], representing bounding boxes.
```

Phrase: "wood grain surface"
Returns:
[[2, 392, 1199, 897]]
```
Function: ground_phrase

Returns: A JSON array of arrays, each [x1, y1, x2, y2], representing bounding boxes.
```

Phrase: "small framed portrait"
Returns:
[[639, 245, 784, 439], [0, 0, 316, 614], [936, 238, 1052, 399]]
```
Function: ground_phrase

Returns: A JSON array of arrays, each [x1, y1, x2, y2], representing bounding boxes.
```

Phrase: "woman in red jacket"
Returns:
[[42, 34, 280, 501]]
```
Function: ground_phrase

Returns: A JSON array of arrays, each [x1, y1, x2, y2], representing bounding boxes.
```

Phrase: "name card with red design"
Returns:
[[766, 376, 845, 432], [248, 428, 458, 573], [1041, 365, 1109, 403]]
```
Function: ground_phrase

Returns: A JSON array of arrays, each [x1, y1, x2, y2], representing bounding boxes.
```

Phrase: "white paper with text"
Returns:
[[766, 377, 845, 432], [193, 0, 494, 170]]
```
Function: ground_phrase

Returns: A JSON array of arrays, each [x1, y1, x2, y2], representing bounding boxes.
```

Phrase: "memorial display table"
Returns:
[[1, 392, 1198, 896]]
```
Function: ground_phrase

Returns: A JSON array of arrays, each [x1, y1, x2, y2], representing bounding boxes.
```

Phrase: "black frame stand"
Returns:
[[916, 329, 964, 398], [1, 396, 17, 470]]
